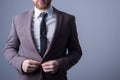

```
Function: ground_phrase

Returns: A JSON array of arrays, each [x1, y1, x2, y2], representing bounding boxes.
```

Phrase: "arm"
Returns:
[[57, 16, 82, 72], [4, 18, 27, 73]]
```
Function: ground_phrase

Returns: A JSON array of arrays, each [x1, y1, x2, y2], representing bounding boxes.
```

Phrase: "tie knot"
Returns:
[[40, 12, 47, 18]]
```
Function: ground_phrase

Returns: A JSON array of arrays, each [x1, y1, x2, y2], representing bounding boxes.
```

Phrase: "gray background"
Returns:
[[0, 0, 120, 80]]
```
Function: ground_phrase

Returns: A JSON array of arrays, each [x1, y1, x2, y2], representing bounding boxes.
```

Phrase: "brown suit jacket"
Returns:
[[4, 7, 82, 80]]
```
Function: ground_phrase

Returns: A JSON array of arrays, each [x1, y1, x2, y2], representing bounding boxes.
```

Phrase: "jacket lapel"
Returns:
[[50, 8, 62, 50], [43, 8, 63, 58], [24, 10, 42, 59]]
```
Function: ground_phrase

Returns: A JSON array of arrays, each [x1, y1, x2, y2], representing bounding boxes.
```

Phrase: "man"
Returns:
[[4, 0, 82, 80]]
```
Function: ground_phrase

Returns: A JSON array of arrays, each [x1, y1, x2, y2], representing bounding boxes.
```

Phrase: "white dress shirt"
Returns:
[[32, 6, 56, 52]]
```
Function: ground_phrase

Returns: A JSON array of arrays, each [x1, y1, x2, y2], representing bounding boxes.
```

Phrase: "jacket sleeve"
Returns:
[[57, 16, 82, 73], [4, 17, 27, 73]]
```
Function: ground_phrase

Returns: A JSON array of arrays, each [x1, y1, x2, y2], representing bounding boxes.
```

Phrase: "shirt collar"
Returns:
[[34, 5, 54, 18]]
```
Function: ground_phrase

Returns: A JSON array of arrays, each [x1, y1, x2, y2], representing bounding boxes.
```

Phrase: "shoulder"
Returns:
[[53, 7, 75, 21], [13, 10, 33, 20]]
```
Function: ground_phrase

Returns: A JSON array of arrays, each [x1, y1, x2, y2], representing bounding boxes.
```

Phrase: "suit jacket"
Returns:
[[4, 7, 82, 80]]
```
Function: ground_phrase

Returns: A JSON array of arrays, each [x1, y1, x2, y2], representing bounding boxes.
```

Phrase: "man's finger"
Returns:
[[28, 64, 39, 68], [42, 68, 54, 72], [42, 65, 54, 69], [41, 61, 54, 66], [29, 60, 41, 66]]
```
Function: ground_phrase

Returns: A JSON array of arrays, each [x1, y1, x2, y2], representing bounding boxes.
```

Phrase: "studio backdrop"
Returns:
[[0, 0, 120, 80]]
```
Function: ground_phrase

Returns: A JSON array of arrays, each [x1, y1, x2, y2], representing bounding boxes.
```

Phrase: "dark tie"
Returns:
[[40, 13, 47, 57]]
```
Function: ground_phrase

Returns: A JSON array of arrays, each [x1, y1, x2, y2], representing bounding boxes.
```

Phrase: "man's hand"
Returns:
[[41, 60, 59, 74], [22, 59, 40, 73]]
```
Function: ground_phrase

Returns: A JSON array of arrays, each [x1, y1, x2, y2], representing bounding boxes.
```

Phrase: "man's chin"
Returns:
[[37, 6, 48, 10]]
